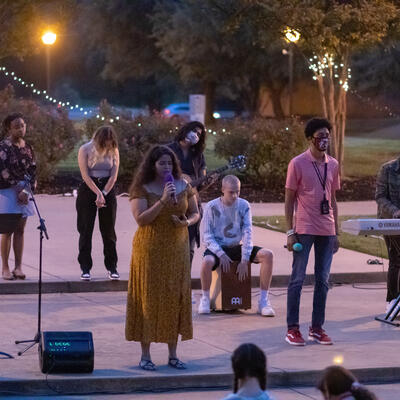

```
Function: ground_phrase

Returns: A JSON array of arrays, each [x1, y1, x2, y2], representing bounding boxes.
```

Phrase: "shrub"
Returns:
[[85, 100, 181, 181], [214, 117, 306, 188], [0, 85, 82, 184]]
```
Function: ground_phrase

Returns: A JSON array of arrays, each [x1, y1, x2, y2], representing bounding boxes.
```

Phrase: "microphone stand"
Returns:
[[15, 181, 49, 356]]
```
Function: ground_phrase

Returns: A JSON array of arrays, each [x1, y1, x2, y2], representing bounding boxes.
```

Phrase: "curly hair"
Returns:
[[174, 121, 206, 156], [2, 112, 24, 138], [231, 343, 267, 393], [317, 366, 377, 400], [129, 145, 182, 199], [304, 117, 332, 139]]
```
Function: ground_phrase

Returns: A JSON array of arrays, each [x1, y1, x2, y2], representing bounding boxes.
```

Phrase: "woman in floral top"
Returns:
[[0, 113, 36, 280]]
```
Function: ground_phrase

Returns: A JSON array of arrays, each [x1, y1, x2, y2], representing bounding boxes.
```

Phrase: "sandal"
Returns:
[[139, 359, 156, 371], [2, 271, 15, 280], [168, 357, 187, 370], [12, 269, 26, 280]]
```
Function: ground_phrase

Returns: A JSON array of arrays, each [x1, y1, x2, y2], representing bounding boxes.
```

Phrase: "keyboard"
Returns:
[[341, 219, 400, 236]]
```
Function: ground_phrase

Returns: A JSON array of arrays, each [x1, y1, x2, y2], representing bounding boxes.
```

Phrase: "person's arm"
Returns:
[[132, 182, 176, 226], [78, 145, 104, 199], [376, 164, 400, 217], [102, 148, 120, 195], [186, 194, 200, 226], [285, 188, 297, 251], [202, 203, 225, 257], [240, 202, 253, 262]]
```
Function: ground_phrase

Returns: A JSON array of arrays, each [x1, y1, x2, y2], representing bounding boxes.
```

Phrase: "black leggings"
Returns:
[[76, 179, 117, 273]]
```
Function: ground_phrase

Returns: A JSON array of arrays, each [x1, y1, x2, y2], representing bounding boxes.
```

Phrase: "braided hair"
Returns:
[[231, 343, 267, 393]]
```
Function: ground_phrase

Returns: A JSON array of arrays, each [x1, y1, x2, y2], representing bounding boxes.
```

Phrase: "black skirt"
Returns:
[[0, 213, 23, 233]]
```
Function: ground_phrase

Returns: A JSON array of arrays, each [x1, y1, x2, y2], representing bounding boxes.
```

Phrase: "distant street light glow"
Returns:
[[284, 27, 300, 43], [41, 31, 57, 45]]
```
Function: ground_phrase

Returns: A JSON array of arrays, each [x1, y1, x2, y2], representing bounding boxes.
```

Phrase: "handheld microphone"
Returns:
[[284, 242, 303, 252], [163, 172, 177, 205]]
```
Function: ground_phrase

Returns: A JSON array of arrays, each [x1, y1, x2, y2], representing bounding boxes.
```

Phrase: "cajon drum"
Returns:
[[210, 261, 251, 311]]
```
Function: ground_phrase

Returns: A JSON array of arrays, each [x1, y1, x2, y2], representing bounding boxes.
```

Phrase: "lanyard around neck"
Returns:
[[312, 161, 327, 193]]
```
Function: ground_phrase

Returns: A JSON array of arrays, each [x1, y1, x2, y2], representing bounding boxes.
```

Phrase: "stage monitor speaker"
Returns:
[[39, 331, 94, 373]]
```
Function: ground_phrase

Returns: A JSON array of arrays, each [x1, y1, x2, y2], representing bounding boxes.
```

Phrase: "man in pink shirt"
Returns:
[[284, 118, 340, 346]]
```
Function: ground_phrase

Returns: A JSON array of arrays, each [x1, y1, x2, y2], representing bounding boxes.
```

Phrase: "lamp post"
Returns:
[[283, 28, 300, 116], [41, 31, 57, 93]]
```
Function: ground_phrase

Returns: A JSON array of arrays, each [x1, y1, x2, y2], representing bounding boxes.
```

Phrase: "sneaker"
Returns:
[[191, 292, 196, 305], [308, 327, 333, 345], [80, 272, 91, 281], [198, 296, 210, 314], [285, 328, 306, 346], [108, 271, 120, 280], [258, 299, 275, 317]]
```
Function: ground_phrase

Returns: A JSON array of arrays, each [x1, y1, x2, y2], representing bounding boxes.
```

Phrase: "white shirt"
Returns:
[[202, 197, 253, 261]]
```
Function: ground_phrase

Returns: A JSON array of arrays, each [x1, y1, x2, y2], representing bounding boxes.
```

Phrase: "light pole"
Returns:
[[283, 28, 300, 116], [41, 31, 57, 93]]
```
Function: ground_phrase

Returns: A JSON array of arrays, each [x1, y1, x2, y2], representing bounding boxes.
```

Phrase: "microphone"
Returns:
[[284, 242, 303, 252], [163, 172, 177, 205]]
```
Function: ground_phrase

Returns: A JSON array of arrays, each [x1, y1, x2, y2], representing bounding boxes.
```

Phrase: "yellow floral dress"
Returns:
[[125, 183, 194, 343]]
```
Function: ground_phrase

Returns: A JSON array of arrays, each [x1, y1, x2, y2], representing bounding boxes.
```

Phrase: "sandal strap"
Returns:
[[168, 357, 186, 369], [139, 359, 156, 370]]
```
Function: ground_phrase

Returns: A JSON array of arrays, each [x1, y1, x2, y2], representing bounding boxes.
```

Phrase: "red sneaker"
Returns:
[[308, 327, 333, 345], [285, 328, 306, 346]]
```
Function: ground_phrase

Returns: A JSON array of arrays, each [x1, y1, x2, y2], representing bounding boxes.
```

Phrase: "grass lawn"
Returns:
[[344, 137, 400, 177], [253, 215, 388, 259]]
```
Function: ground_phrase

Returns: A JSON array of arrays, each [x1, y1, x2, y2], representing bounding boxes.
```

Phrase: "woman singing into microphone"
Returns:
[[0, 113, 36, 280], [126, 145, 199, 370]]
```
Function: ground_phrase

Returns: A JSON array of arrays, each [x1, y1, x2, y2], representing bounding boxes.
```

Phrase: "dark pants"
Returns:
[[188, 204, 203, 269], [384, 236, 400, 302], [287, 234, 336, 329], [76, 179, 117, 273]]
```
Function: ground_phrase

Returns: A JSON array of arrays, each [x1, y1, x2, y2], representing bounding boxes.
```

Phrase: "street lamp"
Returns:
[[41, 31, 57, 93], [283, 27, 300, 116]]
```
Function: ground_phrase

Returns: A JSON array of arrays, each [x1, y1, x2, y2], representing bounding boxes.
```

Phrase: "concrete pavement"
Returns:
[[0, 197, 386, 294], [0, 285, 399, 397]]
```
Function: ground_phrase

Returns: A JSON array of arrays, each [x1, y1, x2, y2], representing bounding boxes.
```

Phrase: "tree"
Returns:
[[262, 0, 400, 175], [79, 0, 179, 111]]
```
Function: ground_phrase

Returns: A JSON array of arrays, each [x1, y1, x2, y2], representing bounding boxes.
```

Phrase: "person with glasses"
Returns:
[[284, 118, 340, 346]]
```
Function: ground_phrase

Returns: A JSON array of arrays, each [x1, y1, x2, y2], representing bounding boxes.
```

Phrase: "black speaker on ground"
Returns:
[[39, 331, 94, 373]]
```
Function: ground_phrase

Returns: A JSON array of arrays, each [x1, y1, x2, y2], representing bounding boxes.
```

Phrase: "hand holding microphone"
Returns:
[[162, 172, 177, 205]]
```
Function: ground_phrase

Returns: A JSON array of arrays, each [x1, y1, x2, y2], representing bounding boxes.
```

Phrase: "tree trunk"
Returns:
[[204, 80, 216, 125], [269, 86, 284, 119]]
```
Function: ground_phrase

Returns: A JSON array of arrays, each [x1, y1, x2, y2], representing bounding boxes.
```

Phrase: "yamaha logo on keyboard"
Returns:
[[379, 222, 400, 228]]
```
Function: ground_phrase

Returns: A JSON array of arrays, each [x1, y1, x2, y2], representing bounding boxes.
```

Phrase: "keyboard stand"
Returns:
[[375, 295, 400, 327]]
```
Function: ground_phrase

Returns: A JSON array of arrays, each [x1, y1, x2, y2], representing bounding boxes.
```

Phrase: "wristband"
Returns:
[[22, 188, 29, 195], [286, 229, 295, 237], [101, 190, 108, 197]]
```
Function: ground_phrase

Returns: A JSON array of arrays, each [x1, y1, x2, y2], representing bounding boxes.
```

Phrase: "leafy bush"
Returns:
[[0, 85, 82, 183], [85, 100, 180, 181], [214, 118, 306, 188]]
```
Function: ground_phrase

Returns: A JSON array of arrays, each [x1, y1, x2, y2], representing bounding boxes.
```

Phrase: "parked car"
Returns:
[[162, 103, 236, 120]]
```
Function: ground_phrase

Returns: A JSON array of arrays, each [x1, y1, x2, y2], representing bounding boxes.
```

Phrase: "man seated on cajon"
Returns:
[[198, 175, 275, 316]]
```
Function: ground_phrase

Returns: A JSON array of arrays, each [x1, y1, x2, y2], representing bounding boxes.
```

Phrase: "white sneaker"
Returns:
[[191, 292, 196, 304], [258, 299, 275, 317], [198, 296, 210, 314]]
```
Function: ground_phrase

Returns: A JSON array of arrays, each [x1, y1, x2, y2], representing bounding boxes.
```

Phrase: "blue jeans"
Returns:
[[287, 234, 336, 329]]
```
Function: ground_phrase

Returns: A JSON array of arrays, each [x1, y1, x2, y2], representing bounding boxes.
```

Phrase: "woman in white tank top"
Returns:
[[76, 125, 120, 281]]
